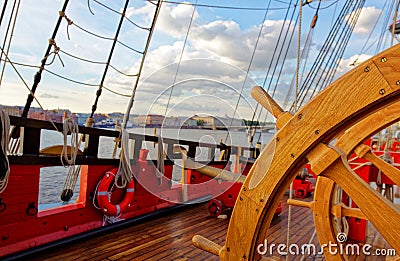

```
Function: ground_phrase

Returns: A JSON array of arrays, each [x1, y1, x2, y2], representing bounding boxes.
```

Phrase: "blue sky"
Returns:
[[0, 0, 395, 120]]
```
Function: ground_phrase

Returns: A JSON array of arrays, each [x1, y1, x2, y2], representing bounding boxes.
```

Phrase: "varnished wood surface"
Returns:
[[23, 194, 391, 261]]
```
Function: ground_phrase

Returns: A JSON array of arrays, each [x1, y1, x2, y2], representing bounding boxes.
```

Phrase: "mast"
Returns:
[[121, 0, 163, 129]]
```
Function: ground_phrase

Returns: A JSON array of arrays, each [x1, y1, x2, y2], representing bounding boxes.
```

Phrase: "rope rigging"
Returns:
[[376, 0, 397, 53], [60, 114, 81, 202], [224, 0, 274, 145], [89, 0, 132, 118], [283, 10, 317, 109], [147, 0, 295, 11], [121, 0, 163, 129], [163, 0, 197, 118], [90, 0, 150, 31], [247, 0, 297, 143], [253, 10, 299, 139], [291, 0, 366, 110], [0, 58, 133, 97], [59, 11, 143, 54], [286, 1, 302, 258], [18, 0, 69, 120], [114, 0, 163, 188], [0, 46, 59, 155], [390, 0, 400, 44], [0, 0, 8, 28], [350, 0, 387, 66], [0, 0, 19, 87]]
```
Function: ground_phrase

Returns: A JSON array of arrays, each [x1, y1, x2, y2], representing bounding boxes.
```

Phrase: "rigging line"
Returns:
[[163, 0, 197, 118], [60, 11, 145, 53], [0, 0, 17, 84], [69, 20, 114, 40], [59, 11, 112, 40], [91, 0, 131, 117], [287, 1, 301, 254], [257, 0, 298, 143], [148, 0, 294, 11], [391, 0, 400, 46], [43, 69, 97, 87], [326, 3, 363, 78], [264, 1, 297, 98], [1, 58, 131, 97], [124, 16, 151, 31], [293, 0, 354, 108], [251, 0, 294, 141], [44, 68, 131, 97], [316, 1, 365, 96], [308, 0, 339, 10], [0, 0, 20, 86], [292, 1, 357, 109], [0, 57, 137, 77], [0, 0, 8, 28], [225, 0, 274, 144], [271, 13, 299, 99], [59, 49, 107, 65], [117, 40, 144, 54], [261, 0, 295, 92], [61, 46, 140, 66], [109, 64, 138, 77], [0, 47, 59, 132], [122, 0, 163, 129], [92, 0, 150, 30], [317, 0, 364, 90], [0, 59, 40, 68], [87, 0, 95, 15], [376, 0, 395, 53], [102, 86, 131, 97], [0, 0, 20, 85], [295, 0, 349, 101], [21, 0, 70, 119], [355, 0, 386, 58], [283, 24, 315, 109], [301, 0, 365, 106], [328, 0, 339, 31]]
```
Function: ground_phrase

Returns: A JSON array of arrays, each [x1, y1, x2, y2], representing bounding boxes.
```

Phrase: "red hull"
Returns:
[[0, 160, 243, 257]]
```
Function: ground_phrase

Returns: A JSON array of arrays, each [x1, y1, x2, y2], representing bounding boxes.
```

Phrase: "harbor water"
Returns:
[[38, 128, 273, 206]]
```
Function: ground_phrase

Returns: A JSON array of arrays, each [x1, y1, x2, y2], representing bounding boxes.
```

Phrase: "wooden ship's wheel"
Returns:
[[193, 44, 400, 260]]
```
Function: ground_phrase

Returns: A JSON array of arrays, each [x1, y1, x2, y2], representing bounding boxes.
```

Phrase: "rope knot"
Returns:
[[44, 39, 65, 67], [60, 11, 74, 39]]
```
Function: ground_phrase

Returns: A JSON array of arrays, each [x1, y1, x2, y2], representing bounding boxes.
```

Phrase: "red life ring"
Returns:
[[96, 169, 135, 216]]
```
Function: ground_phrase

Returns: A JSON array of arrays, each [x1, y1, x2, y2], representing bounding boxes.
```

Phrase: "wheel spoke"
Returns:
[[322, 155, 400, 251]]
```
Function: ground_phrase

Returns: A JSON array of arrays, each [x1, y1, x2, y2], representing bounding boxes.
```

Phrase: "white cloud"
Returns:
[[336, 54, 372, 76], [127, 2, 199, 38], [347, 6, 382, 35]]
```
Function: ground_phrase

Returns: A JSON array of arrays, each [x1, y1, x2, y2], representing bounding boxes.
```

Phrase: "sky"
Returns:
[[0, 0, 396, 121]]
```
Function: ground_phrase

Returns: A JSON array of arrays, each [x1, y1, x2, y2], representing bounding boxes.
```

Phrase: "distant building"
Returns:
[[164, 117, 181, 127], [0, 105, 21, 116], [179, 116, 197, 127], [192, 115, 244, 129], [76, 113, 91, 125], [137, 114, 165, 127]]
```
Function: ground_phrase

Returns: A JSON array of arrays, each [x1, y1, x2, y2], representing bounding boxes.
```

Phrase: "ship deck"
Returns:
[[24, 195, 391, 261]]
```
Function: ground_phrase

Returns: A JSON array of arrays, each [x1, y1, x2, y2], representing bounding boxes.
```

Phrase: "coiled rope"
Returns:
[[61, 117, 79, 166], [60, 116, 80, 202], [0, 107, 10, 193], [114, 129, 132, 188]]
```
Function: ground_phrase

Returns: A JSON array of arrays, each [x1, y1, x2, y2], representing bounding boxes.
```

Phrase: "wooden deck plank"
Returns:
[[25, 195, 394, 261]]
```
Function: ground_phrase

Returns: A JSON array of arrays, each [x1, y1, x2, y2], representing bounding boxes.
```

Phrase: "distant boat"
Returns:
[[93, 119, 116, 128]]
